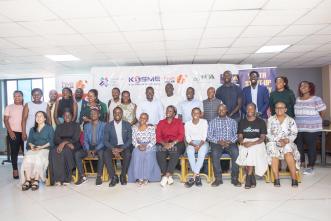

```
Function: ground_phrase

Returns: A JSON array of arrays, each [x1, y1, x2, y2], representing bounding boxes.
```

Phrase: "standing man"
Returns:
[[178, 87, 203, 123], [162, 83, 182, 116], [207, 104, 241, 187], [107, 87, 121, 122], [104, 107, 133, 186], [136, 87, 164, 125], [203, 87, 222, 122], [242, 71, 269, 119], [74, 88, 86, 124], [216, 71, 243, 122]]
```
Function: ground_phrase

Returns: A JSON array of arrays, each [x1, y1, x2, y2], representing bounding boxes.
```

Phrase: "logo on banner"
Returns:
[[99, 77, 110, 87], [164, 76, 176, 84], [176, 74, 187, 84], [128, 75, 161, 86], [61, 80, 88, 89], [193, 74, 215, 82]]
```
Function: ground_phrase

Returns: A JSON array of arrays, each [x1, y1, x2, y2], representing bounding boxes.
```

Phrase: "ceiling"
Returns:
[[0, 0, 331, 75]]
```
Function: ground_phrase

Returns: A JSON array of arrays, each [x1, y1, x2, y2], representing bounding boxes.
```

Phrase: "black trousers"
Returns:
[[74, 149, 105, 177], [156, 142, 185, 175], [296, 132, 320, 167], [8, 132, 23, 170], [104, 146, 132, 179]]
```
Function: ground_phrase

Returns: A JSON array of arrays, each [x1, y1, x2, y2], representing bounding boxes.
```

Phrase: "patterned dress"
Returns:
[[128, 125, 161, 182], [266, 115, 301, 169], [119, 103, 136, 125]]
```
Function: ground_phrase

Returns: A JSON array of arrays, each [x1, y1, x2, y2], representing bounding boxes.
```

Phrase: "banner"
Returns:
[[56, 74, 92, 94], [238, 67, 277, 92], [91, 64, 251, 104]]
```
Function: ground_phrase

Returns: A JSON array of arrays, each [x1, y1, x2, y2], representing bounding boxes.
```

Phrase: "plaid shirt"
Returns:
[[207, 116, 237, 144]]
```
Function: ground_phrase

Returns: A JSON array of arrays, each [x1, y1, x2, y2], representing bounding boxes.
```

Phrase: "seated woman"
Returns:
[[49, 110, 81, 185], [266, 101, 300, 187], [75, 108, 106, 186], [128, 113, 161, 186], [236, 103, 268, 189], [156, 105, 185, 187], [184, 107, 209, 188], [21, 111, 54, 191]]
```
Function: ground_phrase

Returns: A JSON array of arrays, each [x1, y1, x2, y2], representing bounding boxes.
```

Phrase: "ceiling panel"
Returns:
[[19, 20, 77, 35], [164, 29, 203, 41], [160, 0, 214, 12], [203, 27, 245, 39], [83, 33, 127, 45], [0, 22, 34, 37], [162, 13, 209, 29], [208, 11, 259, 27], [241, 25, 286, 37], [113, 14, 161, 31], [123, 30, 164, 43], [213, 0, 268, 10], [264, 0, 321, 10], [100, 0, 159, 15], [66, 18, 118, 33], [251, 9, 308, 26]]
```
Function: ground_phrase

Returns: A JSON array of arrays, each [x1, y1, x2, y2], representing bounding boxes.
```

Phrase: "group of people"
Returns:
[[3, 70, 326, 191]]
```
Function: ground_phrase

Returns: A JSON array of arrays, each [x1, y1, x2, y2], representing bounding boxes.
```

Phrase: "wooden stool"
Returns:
[[72, 156, 108, 182], [210, 154, 244, 183], [239, 167, 271, 183]]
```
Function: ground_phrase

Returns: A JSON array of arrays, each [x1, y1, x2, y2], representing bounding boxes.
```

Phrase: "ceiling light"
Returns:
[[45, 54, 80, 61], [255, 45, 290, 53]]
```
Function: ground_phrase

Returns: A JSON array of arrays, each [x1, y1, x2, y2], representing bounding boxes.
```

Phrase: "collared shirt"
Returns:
[[114, 120, 124, 145], [178, 99, 203, 122], [162, 95, 182, 115], [156, 118, 184, 143], [185, 119, 208, 143], [108, 99, 121, 122], [207, 116, 237, 144], [137, 98, 164, 125], [215, 83, 243, 119], [203, 98, 222, 122], [251, 86, 258, 112]]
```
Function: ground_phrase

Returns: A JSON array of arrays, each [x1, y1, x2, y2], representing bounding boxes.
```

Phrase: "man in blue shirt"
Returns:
[[207, 104, 241, 187]]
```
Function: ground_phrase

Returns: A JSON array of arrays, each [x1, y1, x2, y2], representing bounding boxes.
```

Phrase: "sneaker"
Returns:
[[96, 176, 102, 186], [55, 181, 62, 186], [75, 177, 87, 185], [244, 175, 251, 189], [167, 176, 174, 185], [160, 176, 168, 187], [195, 176, 202, 187], [303, 167, 314, 175], [184, 178, 195, 188]]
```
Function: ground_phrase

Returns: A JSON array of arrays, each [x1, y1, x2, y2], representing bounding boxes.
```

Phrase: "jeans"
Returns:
[[210, 142, 239, 181], [295, 131, 320, 167], [186, 141, 209, 174]]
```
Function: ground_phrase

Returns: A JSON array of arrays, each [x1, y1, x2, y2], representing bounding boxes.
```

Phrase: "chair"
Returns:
[[269, 166, 301, 183], [180, 154, 213, 183], [72, 156, 108, 183]]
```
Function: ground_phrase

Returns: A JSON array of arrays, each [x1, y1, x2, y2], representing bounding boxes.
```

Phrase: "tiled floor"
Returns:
[[1, 157, 331, 221]]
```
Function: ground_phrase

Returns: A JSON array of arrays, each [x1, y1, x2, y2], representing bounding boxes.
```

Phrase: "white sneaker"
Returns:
[[160, 176, 168, 187], [168, 176, 174, 185]]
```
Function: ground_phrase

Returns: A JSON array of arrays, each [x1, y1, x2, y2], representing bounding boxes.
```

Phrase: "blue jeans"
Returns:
[[210, 142, 239, 181], [186, 141, 209, 174]]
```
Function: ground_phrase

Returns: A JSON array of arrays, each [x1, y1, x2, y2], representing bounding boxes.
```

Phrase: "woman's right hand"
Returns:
[[22, 132, 27, 141], [8, 131, 16, 140]]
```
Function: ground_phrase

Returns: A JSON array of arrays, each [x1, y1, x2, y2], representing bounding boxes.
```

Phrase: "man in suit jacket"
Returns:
[[242, 71, 270, 119], [104, 106, 132, 186]]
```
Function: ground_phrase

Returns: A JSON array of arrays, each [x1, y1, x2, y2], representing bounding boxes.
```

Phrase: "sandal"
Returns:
[[22, 180, 31, 191], [31, 180, 39, 191]]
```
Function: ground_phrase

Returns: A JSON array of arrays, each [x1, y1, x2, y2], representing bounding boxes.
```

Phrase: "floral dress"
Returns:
[[266, 115, 301, 169]]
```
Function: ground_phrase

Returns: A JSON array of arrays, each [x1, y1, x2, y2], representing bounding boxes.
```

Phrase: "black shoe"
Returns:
[[96, 176, 102, 186], [291, 179, 298, 188], [75, 177, 87, 185], [274, 179, 281, 187], [251, 175, 256, 188], [245, 175, 251, 189], [109, 175, 119, 187], [211, 179, 223, 187], [195, 176, 202, 187], [120, 175, 127, 185], [231, 179, 241, 187], [184, 178, 195, 188]]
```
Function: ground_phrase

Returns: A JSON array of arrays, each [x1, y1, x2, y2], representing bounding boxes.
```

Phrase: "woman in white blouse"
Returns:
[[184, 107, 209, 188], [266, 101, 300, 187]]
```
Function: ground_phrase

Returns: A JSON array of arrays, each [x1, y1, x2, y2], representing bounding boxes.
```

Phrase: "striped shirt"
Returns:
[[203, 98, 222, 122], [207, 116, 237, 143], [294, 96, 326, 132]]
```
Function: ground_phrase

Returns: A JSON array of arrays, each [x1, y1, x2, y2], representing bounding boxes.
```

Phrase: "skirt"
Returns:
[[236, 138, 268, 176], [128, 146, 161, 183], [20, 149, 49, 184], [266, 141, 301, 169]]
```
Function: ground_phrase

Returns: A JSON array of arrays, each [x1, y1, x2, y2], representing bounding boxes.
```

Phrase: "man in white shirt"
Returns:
[[107, 87, 121, 122], [162, 83, 182, 116], [178, 87, 203, 123], [136, 87, 164, 125]]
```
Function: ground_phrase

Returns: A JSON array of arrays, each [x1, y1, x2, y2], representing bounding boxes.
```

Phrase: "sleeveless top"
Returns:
[[118, 103, 136, 124], [26, 101, 48, 134]]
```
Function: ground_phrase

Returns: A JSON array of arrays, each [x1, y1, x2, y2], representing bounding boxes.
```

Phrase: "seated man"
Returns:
[[207, 104, 241, 187], [104, 107, 133, 187], [75, 108, 106, 186]]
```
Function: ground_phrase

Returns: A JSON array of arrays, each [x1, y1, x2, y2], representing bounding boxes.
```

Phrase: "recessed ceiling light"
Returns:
[[255, 45, 290, 53], [45, 54, 80, 61]]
